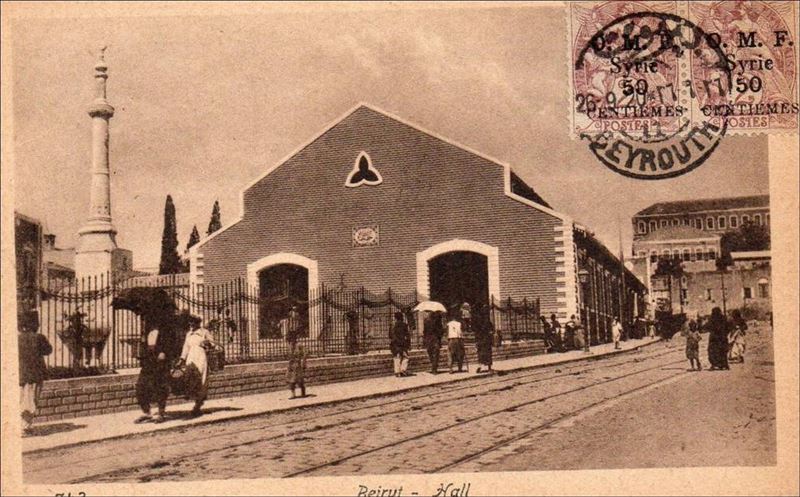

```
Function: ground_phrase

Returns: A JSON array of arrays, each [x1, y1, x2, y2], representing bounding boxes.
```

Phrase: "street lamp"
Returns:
[[578, 268, 591, 353]]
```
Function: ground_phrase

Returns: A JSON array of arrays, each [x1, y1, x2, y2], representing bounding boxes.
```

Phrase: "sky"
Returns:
[[9, 3, 769, 271]]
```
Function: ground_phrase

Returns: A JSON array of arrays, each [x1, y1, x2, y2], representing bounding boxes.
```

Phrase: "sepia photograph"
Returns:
[[2, 2, 798, 496]]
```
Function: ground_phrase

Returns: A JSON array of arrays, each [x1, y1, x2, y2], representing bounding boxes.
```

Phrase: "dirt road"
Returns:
[[24, 325, 775, 483]]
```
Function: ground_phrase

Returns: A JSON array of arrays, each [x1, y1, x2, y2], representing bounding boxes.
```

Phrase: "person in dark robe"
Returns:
[[423, 311, 444, 374], [345, 309, 360, 355], [18, 311, 52, 432], [390, 312, 411, 377], [475, 314, 494, 373], [135, 318, 175, 423], [705, 307, 730, 371]]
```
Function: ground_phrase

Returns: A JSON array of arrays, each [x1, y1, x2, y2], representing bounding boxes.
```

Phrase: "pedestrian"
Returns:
[[390, 312, 411, 377], [685, 320, 702, 371], [728, 309, 748, 364], [286, 306, 302, 344], [475, 313, 494, 373], [705, 307, 730, 371], [566, 315, 583, 350], [460, 301, 472, 334], [612, 317, 623, 350], [135, 317, 175, 423], [177, 316, 220, 417], [540, 315, 554, 352], [287, 342, 308, 399], [345, 309, 359, 355], [423, 310, 444, 374], [212, 306, 236, 344], [446, 314, 466, 373], [18, 311, 52, 433], [550, 314, 564, 352]]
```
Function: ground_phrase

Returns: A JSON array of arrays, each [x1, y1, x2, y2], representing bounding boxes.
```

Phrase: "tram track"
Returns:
[[282, 355, 687, 478], [29, 343, 680, 483]]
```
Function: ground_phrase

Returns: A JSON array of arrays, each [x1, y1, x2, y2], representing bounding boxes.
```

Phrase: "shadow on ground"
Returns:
[[25, 423, 87, 437], [165, 406, 243, 421]]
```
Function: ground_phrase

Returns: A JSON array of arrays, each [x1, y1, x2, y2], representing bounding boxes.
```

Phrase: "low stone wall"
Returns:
[[36, 340, 545, 422]]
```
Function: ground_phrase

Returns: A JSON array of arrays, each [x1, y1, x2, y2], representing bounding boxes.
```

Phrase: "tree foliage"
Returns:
[[207, 200, 222, 236], [653, 256, 684, 277], [718, 220, 770, 270], [186, 225, 200, 251], [159, 195, 183, 275]]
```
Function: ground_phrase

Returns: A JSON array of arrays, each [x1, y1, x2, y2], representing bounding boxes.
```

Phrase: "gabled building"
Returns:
[[191, 104, 645, 341]]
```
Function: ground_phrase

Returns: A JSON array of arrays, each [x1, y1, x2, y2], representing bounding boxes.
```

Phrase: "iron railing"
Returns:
[[35, 273, 545, 378]]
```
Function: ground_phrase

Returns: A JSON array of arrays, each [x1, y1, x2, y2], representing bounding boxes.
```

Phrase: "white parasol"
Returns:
[[413, 301, 447, 313]]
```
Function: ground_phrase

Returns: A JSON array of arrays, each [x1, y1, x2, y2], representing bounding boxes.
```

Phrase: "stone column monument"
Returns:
[[75, 47, 118, 279]]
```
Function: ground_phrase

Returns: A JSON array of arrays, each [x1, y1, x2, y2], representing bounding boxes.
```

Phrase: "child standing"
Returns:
[[287, 343, 308, 399], [685, 320, 702, 371]]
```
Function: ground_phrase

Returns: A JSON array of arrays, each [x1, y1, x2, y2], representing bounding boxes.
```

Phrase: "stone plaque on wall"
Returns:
[[352, 225, 379, 248]]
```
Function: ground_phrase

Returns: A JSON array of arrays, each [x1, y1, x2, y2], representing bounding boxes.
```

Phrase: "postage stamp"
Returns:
[[569, 1, 799, 178]]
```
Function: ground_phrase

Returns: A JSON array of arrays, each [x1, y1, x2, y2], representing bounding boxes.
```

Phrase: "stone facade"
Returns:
[[631, 195, 770, 240]]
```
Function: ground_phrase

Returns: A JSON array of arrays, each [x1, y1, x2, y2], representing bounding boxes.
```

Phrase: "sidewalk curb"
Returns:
[[24, 338, 663, 455]]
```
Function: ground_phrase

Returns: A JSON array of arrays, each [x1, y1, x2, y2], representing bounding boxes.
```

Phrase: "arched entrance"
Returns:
[[247, 253, 319, 340], [428, 251, 490, 314], [258, 264, 309, 339], [416, 239, 500, 318]]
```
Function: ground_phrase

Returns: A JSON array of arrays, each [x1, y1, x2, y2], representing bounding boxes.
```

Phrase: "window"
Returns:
[[649, 220, 657, 232], [672, 219, 680, 226], [754, 214, 762, 225], [766, 213, 770, 225], [673, 251, 681, 260], [706, 217, 715, 229], [650, 251, 658, 263], [695, 247, 704, 260], [708, 249, 717, 259], [662, 249, 671, 257], [706, 289, 713, 301], [758, 278, 769, 298], [742, 214, 750, 224], [730, 216, 738, 228], [718, 216, 726, 229], [638, 221, 646, 234], [682, 249, 691, 261], [345, 152, 383, 187], [697, 218, 704, 229], [661, 219, 669, 228], [743, 287, 752, 299]]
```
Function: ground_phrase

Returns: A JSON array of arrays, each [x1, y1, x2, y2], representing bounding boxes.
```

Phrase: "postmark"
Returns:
[[568, 1, 799, 179]]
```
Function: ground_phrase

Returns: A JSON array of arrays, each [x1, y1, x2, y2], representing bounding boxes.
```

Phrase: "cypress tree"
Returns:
[[159, 195, 182, 275], [207, 200, 222, 236], [187, 225, 200, 251]]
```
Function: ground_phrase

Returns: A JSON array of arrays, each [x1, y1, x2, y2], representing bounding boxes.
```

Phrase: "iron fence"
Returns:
[[35, 273, 543, 378]]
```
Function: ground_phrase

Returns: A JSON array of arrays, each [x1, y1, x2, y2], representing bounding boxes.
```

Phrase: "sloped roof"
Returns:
[[638, 226, 719, 242], [635, 195, 769, 216]]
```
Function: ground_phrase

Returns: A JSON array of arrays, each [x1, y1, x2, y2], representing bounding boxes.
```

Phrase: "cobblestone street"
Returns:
[[24, 327, 775, 483]]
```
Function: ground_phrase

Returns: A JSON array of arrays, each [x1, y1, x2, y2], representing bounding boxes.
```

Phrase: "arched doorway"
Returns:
[[246, 253, 319, 340], [428, 251, 490, 314], [417, 239, 500, 320], [258, 264, 309, 339]]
